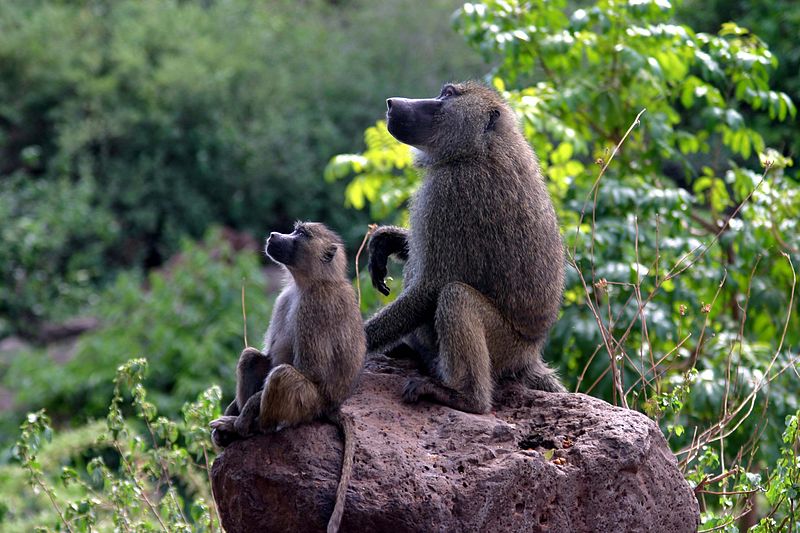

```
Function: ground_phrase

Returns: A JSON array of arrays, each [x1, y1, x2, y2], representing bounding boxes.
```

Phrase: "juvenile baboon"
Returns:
[[210, 221, 365, 533], [366, 81, 566, 414]]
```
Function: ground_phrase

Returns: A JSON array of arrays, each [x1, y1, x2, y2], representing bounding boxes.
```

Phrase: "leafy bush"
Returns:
[[4, 359, 221, 532], [0, 0, 484, 336], [328, 0, 799, 527], [0, 228, 272, 443], [0, 0, 483, 245], [0, 175, 119, 338], [678, 0, 800, 159]]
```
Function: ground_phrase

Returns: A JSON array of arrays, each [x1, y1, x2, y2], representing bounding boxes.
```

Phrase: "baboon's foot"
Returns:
[[402, 377, 490, 414], [210, 416, 241, 448], [402, 377, 436, 404]]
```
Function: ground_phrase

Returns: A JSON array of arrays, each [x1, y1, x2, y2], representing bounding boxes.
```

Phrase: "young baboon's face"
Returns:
[[385, 81, 506, 154], [266, 222, 345, 280]]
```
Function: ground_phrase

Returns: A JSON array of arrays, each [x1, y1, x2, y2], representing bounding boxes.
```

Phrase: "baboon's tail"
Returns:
[[327, 410, 356, 533], [523, 345, 567, 393], [525, 368, 567, 392]]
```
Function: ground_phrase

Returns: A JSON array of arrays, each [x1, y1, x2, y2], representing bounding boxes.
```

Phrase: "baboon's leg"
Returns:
[[210, 388, 262, 447], [211, 348, 272, 447], [222, 399, 239, 417], [403, 282, 498, 414], [404, 323, 439, 376], [236, 347, 272, 411], [210, 418, 239, 448], [259, 364, 326, 430], [401, 283, 565, 414], [213, 364, 327, 442]]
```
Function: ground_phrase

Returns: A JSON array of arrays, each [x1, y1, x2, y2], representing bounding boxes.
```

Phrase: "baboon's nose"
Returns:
[[386, 98, 393, 110], [269, 232, 278, 239]]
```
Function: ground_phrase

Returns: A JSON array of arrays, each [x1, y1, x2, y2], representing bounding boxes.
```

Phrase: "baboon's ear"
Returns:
[[485, 108, 501, 132], [322, 244, 337, 263]]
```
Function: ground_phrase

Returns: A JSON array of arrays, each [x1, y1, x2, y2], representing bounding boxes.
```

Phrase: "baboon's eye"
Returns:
[[295, 227, 311, 239]]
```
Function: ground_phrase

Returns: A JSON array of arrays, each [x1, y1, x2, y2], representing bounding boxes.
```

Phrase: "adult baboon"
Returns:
[[210, 221, 365, 533], [366, 81, 565, 414]]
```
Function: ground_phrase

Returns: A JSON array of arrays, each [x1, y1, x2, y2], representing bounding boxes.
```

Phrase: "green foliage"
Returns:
[[0, 0, 483, 335], [0, 175, 119, 338], [327, 0, 799, 525], [325, 122, 416, 222], [0, 228, 271, 444], [678, 0, 800, 159], [4, 359, 222, 532], [751, 410, 800, 532]]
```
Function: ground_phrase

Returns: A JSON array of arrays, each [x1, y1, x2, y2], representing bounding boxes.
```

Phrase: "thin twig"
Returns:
[[355, 224, 378, 306], [665, 163, 771, 282], [575, 344, 603, 392], [694, 467, 739, 492], [689, 271, 728, 369], [28, 467, 74, 533], [678, 253, 796, 461], [142, 415, 186, 524], [568, 109, 646, 407], [113, 441, 169, 532], [241, 278, 249, 348], [606, 163, 774, 365]]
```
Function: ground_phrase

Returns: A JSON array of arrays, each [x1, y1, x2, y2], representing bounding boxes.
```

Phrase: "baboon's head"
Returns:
[[385, 81, 515, 159], [266, 221, 346, 282]]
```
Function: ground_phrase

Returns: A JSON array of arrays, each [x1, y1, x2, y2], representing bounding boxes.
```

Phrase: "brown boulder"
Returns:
[[211, 356, 699, 532]]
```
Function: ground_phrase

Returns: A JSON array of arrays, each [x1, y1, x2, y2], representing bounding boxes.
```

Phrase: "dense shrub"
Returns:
[[0, 0, 484, 335], [0, 175, 119, 338], [0, 229, 272, 442], [678, 0, 800, 158], [3, 360, 221, 532]]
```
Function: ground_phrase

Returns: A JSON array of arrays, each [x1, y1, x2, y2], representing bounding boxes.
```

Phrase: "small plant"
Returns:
[[9, 358, 222, 532]]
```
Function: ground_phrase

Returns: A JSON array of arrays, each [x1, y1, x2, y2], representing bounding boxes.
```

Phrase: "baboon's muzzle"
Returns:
[[266, 232, 295, 266], [385, 97, 441, 147]]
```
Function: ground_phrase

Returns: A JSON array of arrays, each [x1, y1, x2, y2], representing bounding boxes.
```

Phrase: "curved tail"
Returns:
[[326, 410, 356, 533], [523, 342, 567, 393]]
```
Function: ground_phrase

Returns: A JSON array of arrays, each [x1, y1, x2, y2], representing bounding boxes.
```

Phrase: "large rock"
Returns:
[[211, 356, 699, 532]]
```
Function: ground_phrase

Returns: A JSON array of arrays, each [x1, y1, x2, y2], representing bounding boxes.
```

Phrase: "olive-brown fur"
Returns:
[[367, 81, 566, 414], [210, 221, 365, 533]]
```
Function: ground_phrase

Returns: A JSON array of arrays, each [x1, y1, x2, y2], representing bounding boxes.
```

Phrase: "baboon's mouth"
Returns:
[[266, 238, 291, 266]]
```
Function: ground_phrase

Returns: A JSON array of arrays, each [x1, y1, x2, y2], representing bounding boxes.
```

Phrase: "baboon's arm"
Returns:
[[364, 284, 435, 351], [368, 226, 410, 296], [209, 390, 261, 447], [233, 390, 262, 436]]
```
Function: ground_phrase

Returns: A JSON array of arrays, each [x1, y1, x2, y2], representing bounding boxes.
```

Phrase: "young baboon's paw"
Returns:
[[402, 377, 433, 404], [209, 415, 237, 431], [209, 416, 240, 448]]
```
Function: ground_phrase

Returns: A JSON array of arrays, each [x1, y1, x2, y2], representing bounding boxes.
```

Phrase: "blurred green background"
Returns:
[[0, 0, 798, 531]]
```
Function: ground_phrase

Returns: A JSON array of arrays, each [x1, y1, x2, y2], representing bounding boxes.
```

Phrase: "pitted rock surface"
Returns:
[[211, 355, 699, 532]]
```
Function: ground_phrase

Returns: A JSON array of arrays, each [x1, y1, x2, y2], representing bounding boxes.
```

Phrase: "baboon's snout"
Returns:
[[386, 98, 393, 111]]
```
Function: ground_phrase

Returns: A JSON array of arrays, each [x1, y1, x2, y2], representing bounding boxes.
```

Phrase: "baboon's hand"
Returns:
[[368, 226, 409, 296], [368, 254, 391, 296]]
